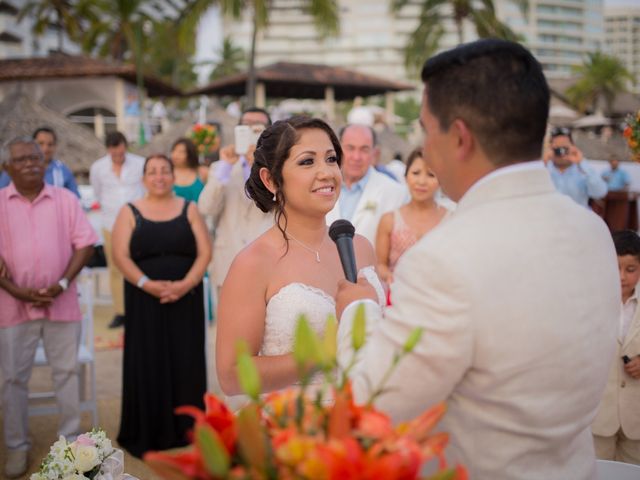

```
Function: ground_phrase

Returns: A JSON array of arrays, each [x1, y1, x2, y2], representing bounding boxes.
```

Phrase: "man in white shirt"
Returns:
[[89, 131, 144, 328], [336, 39, 619, 479], [326, 124, 407, 244]]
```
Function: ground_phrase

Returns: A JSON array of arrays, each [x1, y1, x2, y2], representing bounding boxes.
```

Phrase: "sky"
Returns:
[[193, 0, 639, 84]]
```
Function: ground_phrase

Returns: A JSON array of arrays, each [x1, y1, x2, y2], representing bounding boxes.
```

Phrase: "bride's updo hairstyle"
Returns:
[[245, 116, 342, 237]]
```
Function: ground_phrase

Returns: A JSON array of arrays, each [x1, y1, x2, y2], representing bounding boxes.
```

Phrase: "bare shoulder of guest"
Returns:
[[353, 233, 376, 269]]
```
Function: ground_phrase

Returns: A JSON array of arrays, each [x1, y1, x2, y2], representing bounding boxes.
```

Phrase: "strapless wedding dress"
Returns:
[[260, 266, 386, 359]]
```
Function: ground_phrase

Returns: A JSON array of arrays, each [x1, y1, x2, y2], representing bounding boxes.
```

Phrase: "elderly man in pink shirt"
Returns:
[[0, 137, 97, 478]]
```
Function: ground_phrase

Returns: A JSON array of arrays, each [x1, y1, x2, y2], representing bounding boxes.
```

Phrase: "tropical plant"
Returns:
[[17, 0, 86, 51], [566, 51, 634, 115], [210, 36, 247, 81], [213, 0, 340, 105], [390, 0, 526, 75]]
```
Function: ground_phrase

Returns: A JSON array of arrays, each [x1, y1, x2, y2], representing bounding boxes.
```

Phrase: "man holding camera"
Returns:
[[198, 108, 273, 296], [547, 127, 607, 208]]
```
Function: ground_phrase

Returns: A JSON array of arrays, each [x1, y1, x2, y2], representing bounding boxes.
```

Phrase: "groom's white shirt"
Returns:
[[338, 162, 620, 479]]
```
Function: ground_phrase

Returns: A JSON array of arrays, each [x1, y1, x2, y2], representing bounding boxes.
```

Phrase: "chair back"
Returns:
[[597, 459, 640, 479]]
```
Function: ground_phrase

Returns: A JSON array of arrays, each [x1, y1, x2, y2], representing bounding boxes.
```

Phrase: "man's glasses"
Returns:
[[550, 127, 572, 138], [10, 154, 43, 165]]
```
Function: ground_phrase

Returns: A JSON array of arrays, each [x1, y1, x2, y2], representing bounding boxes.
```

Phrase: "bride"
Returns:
[[216, 116, 385, 395]]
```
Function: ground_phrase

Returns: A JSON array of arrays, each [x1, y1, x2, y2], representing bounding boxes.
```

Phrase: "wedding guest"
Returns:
[[198, 108, 273, 297], [171, 138, 205, 202], [111, 154, 211, 457], [0, 127, 80, 196], [216, 117, 384, 396], [547, 127, 608, 207], [375, 148, 447, 285], [601, 155, 631, 192], [326, 124, 407, 245], [593, 230, 640, 464], [0, 137, 96, 478], [336, 39, 619, 479], [90, 131, 144, 329]]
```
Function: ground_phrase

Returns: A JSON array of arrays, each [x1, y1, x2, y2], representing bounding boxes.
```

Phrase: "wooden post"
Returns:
[[385, 92, 395, 128], [255, 82, 266, 108]]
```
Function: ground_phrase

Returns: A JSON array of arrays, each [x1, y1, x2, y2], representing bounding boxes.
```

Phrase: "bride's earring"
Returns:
[[272, 192, 276, 202]]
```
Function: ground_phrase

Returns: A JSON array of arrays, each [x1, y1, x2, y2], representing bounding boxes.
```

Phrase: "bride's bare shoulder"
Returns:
[[228, 229, 281, 276]]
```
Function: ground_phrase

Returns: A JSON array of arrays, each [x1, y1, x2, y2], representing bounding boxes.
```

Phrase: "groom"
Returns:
[[336, 39, 620, 479]]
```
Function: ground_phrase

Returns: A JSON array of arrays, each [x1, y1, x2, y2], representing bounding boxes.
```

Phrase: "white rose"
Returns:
[[74, 445, 100, 472], [63, 475, 90, 480]]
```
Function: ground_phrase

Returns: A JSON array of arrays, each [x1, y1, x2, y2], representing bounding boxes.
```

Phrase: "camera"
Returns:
[[552, 147, 570, 156]]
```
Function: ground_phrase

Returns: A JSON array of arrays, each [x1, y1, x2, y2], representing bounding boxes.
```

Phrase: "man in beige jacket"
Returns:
[[336, 39, 620, 479], [198, 108, 273, 295], [593, 229, 640, 464]]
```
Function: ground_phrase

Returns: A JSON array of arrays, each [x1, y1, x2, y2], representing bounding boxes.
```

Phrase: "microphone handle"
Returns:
[[335, 236, 358, 283]]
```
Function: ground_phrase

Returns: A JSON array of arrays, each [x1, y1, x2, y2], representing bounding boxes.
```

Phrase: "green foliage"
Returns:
[[566, 52, 634, 115], [236, 341, 262, 401], [210, 37, 247, 81], [391, 0, 523, 75], [196, 424, 230, 477]]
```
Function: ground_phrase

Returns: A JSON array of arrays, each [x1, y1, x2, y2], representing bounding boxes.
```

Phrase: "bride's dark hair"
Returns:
[[245, 116, 342, 240]]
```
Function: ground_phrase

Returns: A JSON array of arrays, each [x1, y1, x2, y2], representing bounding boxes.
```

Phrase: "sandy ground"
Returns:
[[0, 274, 222, 480]]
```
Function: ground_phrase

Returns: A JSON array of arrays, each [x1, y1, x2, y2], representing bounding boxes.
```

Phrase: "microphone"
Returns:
[[329, 219, 357, 283]]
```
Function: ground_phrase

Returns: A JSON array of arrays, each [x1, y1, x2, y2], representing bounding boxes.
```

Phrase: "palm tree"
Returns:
[[210, 36, 247, 81], [391, 0, 525, 74], [214, 0, 340, 105], [18, 0, 84, 52], [566, 52, 634, 115]]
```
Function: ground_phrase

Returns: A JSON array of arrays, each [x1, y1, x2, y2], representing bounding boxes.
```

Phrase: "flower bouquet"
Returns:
[[624, 111, 640, 162], [30, 429, 136, 480], [189, 123, 220, 157], [145, 308, 467, 479]]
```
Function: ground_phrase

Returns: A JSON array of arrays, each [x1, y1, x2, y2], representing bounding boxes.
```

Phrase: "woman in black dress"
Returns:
[[111, 154, 211, 457]]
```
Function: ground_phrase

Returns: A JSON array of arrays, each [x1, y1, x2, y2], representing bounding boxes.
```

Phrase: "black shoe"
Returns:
[[108, 315, 125, 329]]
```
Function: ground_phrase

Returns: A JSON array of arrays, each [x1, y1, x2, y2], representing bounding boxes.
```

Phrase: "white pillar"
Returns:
[[385, 92, 395, 128], [255, 82, 266, 108], [94, 113, 105, 140], [325, 86, 335, 122]]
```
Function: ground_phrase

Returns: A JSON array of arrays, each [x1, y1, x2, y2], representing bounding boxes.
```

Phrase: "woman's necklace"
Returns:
[[286, 232, 323, 263]]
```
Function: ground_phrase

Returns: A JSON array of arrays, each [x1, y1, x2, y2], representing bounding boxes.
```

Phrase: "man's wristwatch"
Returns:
[[58, 278, 69, 291]]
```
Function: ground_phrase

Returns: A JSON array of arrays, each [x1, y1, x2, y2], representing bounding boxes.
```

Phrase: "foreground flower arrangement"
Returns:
[[31, 429, 120, 480], [145, 308, 467, 480], [624, 110, 640, 161]]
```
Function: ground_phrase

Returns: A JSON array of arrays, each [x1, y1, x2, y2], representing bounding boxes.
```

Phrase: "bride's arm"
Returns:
[[216, 245, 300, 396]]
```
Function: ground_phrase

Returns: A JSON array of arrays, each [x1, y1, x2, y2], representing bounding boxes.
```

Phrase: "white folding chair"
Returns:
[[28, 269, 98, 427], [597, 459, 640, 479]]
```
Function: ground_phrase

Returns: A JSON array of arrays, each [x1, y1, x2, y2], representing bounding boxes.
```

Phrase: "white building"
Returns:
[[605, 6, 640, 93], [222, 0, 604, 82], [0, 0, 81, 59]]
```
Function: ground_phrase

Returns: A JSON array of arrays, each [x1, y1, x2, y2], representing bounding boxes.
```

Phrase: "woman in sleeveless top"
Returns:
[[376, 148, 448, 285], [216, 117, 385, 397], [111, 154, 211, 457], [171, 138, 205, 202]]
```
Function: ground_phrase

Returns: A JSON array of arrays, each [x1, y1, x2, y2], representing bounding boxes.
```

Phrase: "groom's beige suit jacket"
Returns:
[[338, 163, 620, 479]]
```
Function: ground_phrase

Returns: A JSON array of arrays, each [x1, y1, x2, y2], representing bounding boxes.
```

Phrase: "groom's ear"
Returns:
[[259, 167, 275, 196]]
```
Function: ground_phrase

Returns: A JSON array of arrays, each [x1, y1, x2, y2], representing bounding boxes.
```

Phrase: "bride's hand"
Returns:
[[335, 276, 378, 320]]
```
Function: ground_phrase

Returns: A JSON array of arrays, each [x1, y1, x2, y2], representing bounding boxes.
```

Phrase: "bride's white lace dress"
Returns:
[[260, 266, 385, 368]]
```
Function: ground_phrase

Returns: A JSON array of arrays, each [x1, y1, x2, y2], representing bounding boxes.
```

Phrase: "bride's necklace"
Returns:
[[286, 232, 323, 263]]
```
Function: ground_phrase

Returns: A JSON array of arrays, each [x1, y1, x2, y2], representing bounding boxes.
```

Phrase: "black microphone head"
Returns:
[[329, 219, 355, 242]]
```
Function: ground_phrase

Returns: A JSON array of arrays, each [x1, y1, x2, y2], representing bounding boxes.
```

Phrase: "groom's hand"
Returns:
[[336, 276, 377, 320]]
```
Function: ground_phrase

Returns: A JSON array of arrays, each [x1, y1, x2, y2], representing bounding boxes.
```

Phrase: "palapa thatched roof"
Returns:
[[188, 62, 415, 100], [0, 54, 181, 97], [0, 91, 105, 174]]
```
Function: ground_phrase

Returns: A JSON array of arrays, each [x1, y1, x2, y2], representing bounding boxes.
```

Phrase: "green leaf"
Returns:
[[424, 468, 457, 480], [403, 327, 424, 354], [236, 341, 261, 401], [351, 303, 366, 352], [293, 315, 323, 367], [321, 314, 338, 367], [195, 424, 230, 477]]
